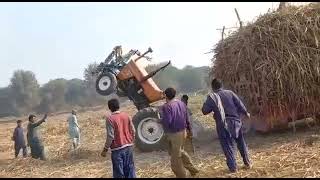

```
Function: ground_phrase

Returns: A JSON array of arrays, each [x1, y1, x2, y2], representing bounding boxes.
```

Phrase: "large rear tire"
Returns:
[[133, 107, 167, 152], [95, 72, 117, 96]]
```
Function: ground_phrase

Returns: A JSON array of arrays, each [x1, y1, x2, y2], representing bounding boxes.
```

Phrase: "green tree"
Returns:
[[146, 63, 180, 90], [178, 66, 203, 92], [178, 66, 210, 93], [0, 87, 19, 117], [38, 78, 68, 113], [65, 79, 87, 106], [84, 62, 99, 89], [9, 70, 40, 114], [146, 63, 209, 93], [83, 62, 105, 106]]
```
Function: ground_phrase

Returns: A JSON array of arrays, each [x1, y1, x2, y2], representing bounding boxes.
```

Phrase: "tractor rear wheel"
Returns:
[[133, 107, 167, 152], [96, 72, 117, 96]]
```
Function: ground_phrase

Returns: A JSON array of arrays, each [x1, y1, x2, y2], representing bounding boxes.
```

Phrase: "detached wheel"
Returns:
[[133, 107, 166, 152], [96, 72, 117, 96]]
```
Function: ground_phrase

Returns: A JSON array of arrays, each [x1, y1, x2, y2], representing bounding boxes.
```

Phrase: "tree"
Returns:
[[9, 70, 40, 114], [38, 78, 68, 113], [178, 66, 203, 92], [84, 62, 99, 89], [83, 62, 105, 106], [146, 63, 210, 93], [146, 63, 180, 90], [65, 79, 87, 106], [0, 87, 19, 117]]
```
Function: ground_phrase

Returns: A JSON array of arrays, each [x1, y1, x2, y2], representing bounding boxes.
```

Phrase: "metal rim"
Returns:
[[137, 117, 164, 144], [98, 75, 112, 91]]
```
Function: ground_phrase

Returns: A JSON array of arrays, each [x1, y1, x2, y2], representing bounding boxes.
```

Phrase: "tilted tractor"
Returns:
[[92, 46, 175, 152]]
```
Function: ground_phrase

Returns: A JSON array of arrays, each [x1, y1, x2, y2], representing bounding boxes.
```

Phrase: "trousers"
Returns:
[[14, 144, 27, 158], [111, 146, 136, 178], [218, 127, 250, 172], [29, 140, 46, 160], [166, 130, 198, 178]]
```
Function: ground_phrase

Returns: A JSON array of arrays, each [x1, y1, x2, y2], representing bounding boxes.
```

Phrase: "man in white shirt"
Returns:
[[67, 110, 80, 151]]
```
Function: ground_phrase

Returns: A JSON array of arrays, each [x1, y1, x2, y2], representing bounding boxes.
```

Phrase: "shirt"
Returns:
[[104, 111, 136, 152], [202, 88, 248, 138], [68, 114, 80, 138], [27, 118, 45, 144], [13, 126, 26, 147], [160, 99, 191, 133]]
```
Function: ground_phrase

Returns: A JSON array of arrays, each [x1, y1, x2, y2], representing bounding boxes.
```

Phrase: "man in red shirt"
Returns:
[[101, 98, 136, 178]]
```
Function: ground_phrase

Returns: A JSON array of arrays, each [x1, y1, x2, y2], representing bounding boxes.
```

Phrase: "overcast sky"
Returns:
[[0, 2, 308, 87]]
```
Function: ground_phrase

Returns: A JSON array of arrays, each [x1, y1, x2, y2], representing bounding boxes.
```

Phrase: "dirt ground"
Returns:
[[1, 97, 320, 178]]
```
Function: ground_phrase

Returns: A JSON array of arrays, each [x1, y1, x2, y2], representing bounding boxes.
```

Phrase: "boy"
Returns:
[[181, 94, 195, 154], [12, 120, 27, 158], [101, 98, 136, 178]]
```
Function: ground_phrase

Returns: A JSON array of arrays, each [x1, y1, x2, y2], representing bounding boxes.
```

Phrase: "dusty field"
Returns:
[[1, 96, 320, 178]]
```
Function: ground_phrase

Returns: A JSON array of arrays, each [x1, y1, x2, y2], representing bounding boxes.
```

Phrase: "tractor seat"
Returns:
[[127, 60, 164, 103]]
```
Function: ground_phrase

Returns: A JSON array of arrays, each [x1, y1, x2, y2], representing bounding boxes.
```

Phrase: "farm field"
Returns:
[[1, 96, 320, 178]]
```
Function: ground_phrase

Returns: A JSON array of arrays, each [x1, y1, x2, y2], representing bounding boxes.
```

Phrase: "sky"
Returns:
[[0, 2, 308, 87]]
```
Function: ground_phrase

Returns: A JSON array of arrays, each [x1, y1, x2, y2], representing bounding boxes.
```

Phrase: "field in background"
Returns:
[[1, 95, 320, 178]]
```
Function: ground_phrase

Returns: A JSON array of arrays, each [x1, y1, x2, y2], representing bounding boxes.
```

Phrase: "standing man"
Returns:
[[160, 88, 199, 178], [181, 94, 195, 154], [27, 114, 48, 160], [67, 110, 81, 151], [201, 78, 252, 173], [101, 98, 136, 178], [12, 120, 27, 158], [181, 95, 191, 116]]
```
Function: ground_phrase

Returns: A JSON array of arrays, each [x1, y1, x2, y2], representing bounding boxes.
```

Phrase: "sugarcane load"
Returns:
[[210, 3, 320, 132]]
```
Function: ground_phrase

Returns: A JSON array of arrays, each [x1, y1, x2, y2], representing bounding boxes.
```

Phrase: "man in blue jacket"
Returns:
[[202, 78, 252, 173]]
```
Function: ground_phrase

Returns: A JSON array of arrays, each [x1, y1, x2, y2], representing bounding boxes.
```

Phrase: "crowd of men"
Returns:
[[12, 78, 252, 178], [12, 111, 81, 161]]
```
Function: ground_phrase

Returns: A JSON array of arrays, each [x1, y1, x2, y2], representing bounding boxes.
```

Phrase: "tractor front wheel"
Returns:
[[96, 72, 117, 96], [133, 107, 167, 152]]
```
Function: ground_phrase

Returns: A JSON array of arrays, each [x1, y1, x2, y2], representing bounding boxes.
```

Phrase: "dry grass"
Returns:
[[1, 98, 320, 178]]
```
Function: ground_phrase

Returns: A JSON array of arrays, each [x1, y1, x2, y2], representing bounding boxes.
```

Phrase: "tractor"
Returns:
[[92, 46, 173, 152]]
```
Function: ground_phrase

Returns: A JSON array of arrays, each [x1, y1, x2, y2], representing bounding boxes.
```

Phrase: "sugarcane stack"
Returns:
[[210, 3, 320, 131]]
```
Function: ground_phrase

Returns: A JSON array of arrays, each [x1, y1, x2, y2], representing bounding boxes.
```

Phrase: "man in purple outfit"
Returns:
[[160, 87, 199, 178], [202, 78, 252, 173]]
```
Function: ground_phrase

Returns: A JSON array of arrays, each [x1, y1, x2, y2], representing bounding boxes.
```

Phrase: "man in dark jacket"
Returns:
[[12, 120, 27, 158], [202, 78, 252, 173], [27, 114, 47, 160]]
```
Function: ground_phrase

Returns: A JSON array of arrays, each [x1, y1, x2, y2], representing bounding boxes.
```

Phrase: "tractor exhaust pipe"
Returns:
[[139, 61, 171, 83]]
